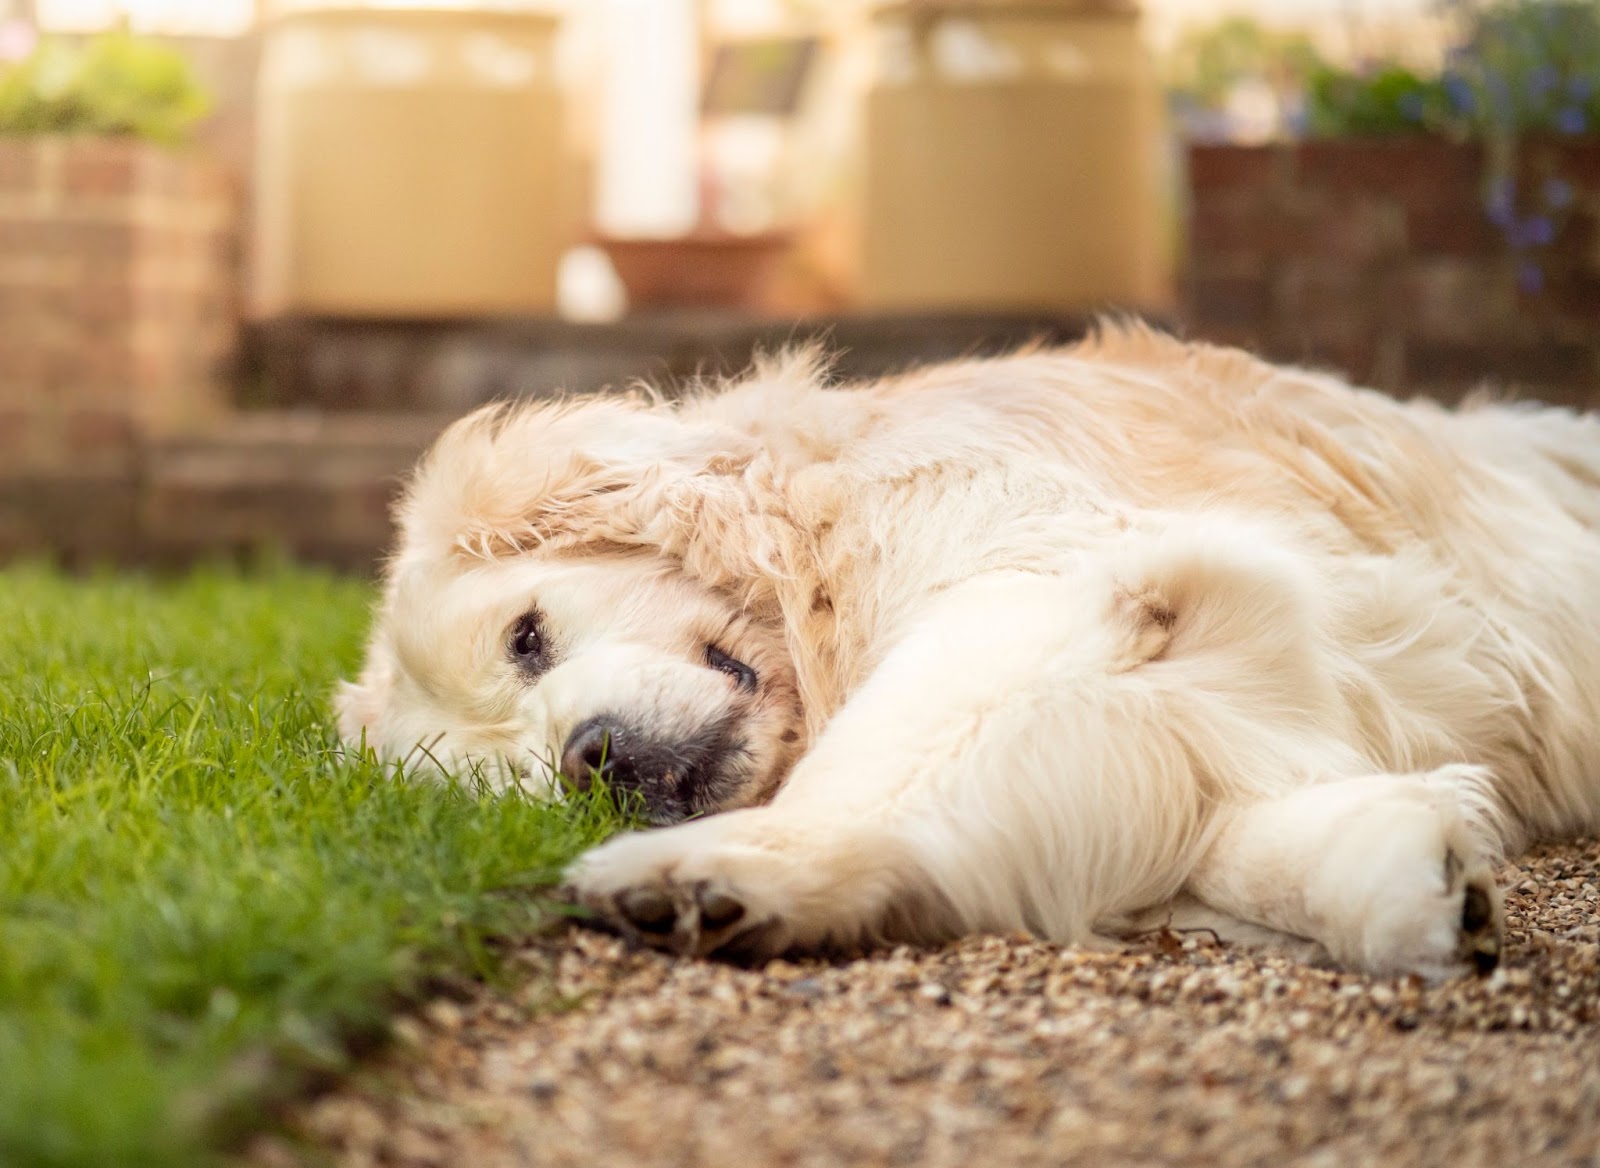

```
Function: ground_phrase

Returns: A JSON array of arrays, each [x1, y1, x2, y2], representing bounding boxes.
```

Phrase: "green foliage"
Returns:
[[1304, 64, 1453, 137], [0, 564, 625, 1167], [1452, 0, 1600, 135], [1305, 0, 1600, 139], [0, 32, 211, 144]]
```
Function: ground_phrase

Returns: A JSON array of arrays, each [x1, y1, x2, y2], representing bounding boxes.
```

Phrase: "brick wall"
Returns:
[[0, 135, 240, 559], [143, 414, 440, 570], [1185, 137, 1600, 408], [241, 312, 1108, 412]]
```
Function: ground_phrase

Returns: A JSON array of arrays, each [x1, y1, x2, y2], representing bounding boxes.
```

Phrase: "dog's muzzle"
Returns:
[[560, 714, 739, 824]]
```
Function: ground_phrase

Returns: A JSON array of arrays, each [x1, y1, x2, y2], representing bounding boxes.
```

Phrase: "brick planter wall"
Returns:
[[1186, 137, 1600, 408], [0, 136, 239, 559], [143, 414, 441, 570]]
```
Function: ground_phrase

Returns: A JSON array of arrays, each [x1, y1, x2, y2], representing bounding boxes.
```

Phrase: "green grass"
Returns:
[[0, 563, 623, 1168]]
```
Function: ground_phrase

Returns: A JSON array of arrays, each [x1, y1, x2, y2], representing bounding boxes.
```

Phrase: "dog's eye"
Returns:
[[508, 612, 546, 669], [705, 645, 758, 693]]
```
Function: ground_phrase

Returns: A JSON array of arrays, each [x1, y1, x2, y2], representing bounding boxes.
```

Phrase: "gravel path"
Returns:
[[268, 839, 1600, 1168]]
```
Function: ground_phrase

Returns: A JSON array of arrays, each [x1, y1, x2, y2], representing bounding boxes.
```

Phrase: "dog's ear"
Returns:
[[389, 351, 831, 589], [334, 638, 397, 747], [391, 394, 758, 567]]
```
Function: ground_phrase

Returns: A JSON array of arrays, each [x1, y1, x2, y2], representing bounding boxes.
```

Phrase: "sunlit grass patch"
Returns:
[[0, 564, 622, 1168]]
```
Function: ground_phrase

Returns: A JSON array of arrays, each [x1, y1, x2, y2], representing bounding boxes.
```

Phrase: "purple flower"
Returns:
[[1508, 216, 1556, 249], [1444, 73, 1476, 115], [1399, 91, 1426, 122], [1555, 106, 1588, 135], [1543, 178, 1574, 209], [1529, 64, 1560, 98], [1518, 262, 1545, 295], [1485, 176, 1517, 226], [1570, 76, 1594, 103]]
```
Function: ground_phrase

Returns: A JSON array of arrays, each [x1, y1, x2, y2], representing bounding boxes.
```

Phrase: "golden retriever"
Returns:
[[338, 323, 1600, 979]]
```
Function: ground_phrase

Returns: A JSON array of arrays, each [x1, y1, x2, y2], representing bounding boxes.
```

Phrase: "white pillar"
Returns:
[[594, 0, 699, 238]]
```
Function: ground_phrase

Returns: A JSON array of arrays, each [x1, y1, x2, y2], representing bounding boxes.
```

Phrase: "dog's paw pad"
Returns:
[[714, 917, 789, 965], [1458, 879, 1501, 976], [616, 887, 678, 935], [1461, 883, 1491, 932], [698, 887, 747, 931]]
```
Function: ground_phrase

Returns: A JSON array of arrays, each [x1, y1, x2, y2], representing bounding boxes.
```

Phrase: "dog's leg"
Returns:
[[560, 802, 946, 960], [565, 570, 1216, 959], [1184, 768, 1507, 979]]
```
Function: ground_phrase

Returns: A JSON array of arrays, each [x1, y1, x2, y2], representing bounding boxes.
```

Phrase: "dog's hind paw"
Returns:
[[1328, 779, 1506, 981], [1454, 863, 1504, 976]]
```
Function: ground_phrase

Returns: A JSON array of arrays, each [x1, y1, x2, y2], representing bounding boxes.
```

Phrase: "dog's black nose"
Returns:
[[560, 718, 637, 793]]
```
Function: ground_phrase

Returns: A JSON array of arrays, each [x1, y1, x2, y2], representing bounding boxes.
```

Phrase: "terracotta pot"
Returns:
[[596, 232, 793, 312]]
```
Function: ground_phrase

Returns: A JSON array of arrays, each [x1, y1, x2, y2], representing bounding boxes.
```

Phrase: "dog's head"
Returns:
[[337, 391, 808, 824]]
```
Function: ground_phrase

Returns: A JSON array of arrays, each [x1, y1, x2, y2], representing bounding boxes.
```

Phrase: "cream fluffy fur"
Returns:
[[340, 324, 1600, 979]]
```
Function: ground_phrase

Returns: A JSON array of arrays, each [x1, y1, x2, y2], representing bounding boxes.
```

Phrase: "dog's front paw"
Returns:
[[564, 819, 795, 961]]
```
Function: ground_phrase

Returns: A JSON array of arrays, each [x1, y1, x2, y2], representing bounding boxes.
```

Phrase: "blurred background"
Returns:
[[0, 0, 1596, 566]]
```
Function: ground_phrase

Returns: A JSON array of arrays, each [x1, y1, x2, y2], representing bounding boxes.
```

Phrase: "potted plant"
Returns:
[[1181, 0, 1600, 402], [1299, 0, 1600, 295], [0, 30, 232, 484], [0, 29, 238, 565]]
